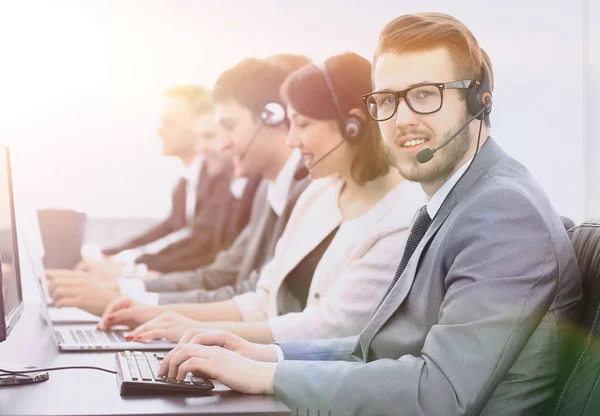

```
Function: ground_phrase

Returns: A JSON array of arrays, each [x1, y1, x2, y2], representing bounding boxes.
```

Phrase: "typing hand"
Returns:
[[73, 258, 124, 282], [97, 297, 162, 330], [46, 270, 120, 316], [125, 311, 201, 342], [179, 329, 279, 363], [157, 344, 277, 395]]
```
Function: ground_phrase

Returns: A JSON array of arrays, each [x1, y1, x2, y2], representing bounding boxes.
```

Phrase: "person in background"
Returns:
[[98, 85, 250, 273], [47, 85, 259, 314], [98, 52, 426, 346], [109, 54, 314, 306], [47, 55, 312, 315]]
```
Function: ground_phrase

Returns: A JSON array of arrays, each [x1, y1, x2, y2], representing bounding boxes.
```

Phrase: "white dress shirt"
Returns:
[[426, 157, 473, 219], [267, 149, 302, 216], [184, 155, 205, 225], [118, 150, 303, 305], [230, 177, 248, 200]]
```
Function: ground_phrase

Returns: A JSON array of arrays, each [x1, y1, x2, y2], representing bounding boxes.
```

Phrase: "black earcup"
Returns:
[[467, 60, 493, 120]]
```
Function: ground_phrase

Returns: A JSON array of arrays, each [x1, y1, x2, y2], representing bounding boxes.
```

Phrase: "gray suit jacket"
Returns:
[[274, 138, 582, 415], [144, 174, 311, 304]]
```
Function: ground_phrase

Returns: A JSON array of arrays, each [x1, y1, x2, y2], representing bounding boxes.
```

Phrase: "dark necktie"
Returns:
[[390, 205, 432, 288]]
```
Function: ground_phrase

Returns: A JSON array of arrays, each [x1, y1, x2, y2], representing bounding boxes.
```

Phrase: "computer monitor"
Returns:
[[0, 145, 49, 386], [0, 145, 24, 342]]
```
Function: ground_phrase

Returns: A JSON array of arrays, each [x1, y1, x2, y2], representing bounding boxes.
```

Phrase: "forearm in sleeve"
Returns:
[[156, 269, 261, 304]]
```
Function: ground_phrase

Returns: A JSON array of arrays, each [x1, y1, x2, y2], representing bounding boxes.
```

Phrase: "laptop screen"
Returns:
[[0, 145, 24, 341]]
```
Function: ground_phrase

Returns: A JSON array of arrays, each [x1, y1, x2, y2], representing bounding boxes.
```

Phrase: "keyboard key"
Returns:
[[114, 331, 127, 342], [106, 332, 121, 343], [145, 354, 161, 379], [134, 352, 154, 381], [97, 331, 110, 343], [124, 351, 139, 380], [190, 375, 210, 386], [117, 353, 133, 381], [73, 330, 88, 344], [86, 330, 99, 343], [54, 331, 65, 344]]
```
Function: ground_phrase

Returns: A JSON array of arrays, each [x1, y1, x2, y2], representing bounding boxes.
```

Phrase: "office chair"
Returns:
[[548, 219, 600, 415]]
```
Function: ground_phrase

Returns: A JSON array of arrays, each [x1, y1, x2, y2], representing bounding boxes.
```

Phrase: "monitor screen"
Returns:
[[0, 145, 23, 342]]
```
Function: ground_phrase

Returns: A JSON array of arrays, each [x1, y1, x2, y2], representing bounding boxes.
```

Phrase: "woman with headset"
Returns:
[[98, 52, 426, 344]]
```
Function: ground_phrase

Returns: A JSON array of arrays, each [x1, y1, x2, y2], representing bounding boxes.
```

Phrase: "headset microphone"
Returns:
[[294, 140, 346, 181], [294, 60, 364, 181], [416, 59, 493, 164], [416, 105, 488, 164], [238, 102, 287, 161]]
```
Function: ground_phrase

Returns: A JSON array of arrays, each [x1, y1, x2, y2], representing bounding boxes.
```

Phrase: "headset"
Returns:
[[238, 102, 287, 161], [416, 60, 493, 164], [314, 61, 363, 141], [466, 60, 493, 121], [260, 102, 287, 127]]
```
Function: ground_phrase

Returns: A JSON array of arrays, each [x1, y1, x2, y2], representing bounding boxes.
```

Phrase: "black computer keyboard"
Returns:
[[115, 351, 214, 395]]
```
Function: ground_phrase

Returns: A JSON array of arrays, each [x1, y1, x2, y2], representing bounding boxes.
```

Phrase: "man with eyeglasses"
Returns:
[[154, 13, 582, 415]]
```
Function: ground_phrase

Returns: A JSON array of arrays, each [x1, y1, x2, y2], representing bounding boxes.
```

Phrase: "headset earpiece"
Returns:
[[466, 60, 493, 120], [344, 116, 362, 141], [315, 61, 363, 141], [260, 102, 287, 127]]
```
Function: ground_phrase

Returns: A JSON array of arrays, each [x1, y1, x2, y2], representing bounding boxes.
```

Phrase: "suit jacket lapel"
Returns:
[[358, 194, 457, 359], [277, 180, 342, 282], [357, 138, 507, 360]]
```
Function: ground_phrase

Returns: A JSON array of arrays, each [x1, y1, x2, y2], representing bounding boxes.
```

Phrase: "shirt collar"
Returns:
[[426, 156, 473, 219], [183, 155, 205, 186], [230, 177, 248, 200], [267, 149, 302, 216]]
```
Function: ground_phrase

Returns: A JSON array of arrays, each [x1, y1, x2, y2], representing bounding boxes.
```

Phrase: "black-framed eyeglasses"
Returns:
[[361, 80, 473, 121]]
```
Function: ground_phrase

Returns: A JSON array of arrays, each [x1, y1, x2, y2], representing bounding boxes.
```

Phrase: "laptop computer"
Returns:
[[7, 183, 177, 353], [19, 228, 177, 351]]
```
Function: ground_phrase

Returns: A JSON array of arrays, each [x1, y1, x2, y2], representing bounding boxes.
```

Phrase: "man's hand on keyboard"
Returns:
[[46, 270, 120, 316], [157, 343, 277, 395], [179, 329, 279, 363], [97, 296, 164, 330], [124, 311, 201, 342]]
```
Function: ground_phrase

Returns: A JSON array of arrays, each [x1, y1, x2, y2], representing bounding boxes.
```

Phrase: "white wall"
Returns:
[[586, 0, 600, 219], [0, 0, 594, 222]]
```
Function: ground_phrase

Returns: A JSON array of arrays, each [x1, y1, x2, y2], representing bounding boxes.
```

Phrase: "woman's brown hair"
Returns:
[[281, 52, 390, 185]]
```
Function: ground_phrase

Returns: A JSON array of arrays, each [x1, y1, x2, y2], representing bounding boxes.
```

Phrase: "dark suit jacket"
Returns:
[[102, 178, 192, 255], [274, 138, 583, 416], [104, 165, 259, 273], [144, 164, 311, 304]]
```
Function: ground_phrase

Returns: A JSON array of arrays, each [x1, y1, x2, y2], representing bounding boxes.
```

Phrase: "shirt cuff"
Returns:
[[273, 345, 285, 362], [117, 278, 147, 295]]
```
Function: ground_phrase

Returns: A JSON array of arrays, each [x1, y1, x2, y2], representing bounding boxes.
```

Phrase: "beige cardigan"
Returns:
[[233, 175, 426, 342]]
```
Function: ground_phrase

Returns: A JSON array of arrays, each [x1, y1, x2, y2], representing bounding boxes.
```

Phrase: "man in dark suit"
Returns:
[[100, 85, 250, 273], [156, 13, 582, 415], [102, 55, 311, 307], [47, 85, 259, 314]]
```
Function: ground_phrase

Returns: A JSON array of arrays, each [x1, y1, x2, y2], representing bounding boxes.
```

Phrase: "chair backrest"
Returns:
[[560, 216, 576, 232], [37, 209, 86, 269], [549, 219, 600, 415]]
